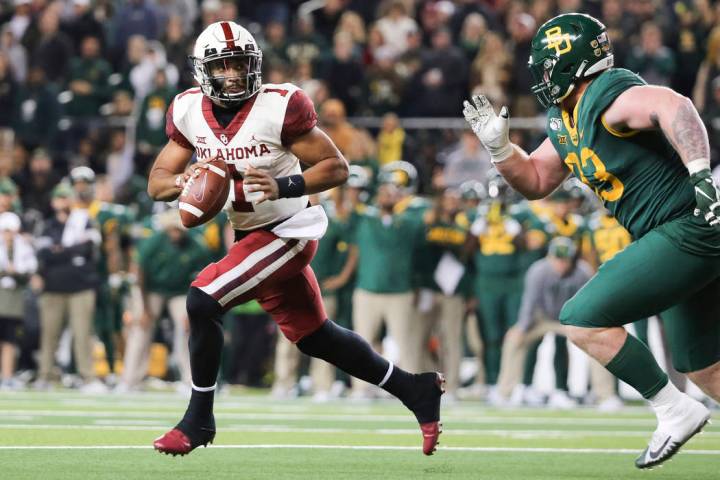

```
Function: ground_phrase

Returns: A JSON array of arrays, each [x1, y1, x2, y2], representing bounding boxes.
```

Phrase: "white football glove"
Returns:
[[462, 95, 513, 163]]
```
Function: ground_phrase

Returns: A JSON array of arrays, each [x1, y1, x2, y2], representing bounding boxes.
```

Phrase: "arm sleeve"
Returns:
[[165, 99, 194, 150], [516, 262, 546, 332], [281, 89, 318, 147]]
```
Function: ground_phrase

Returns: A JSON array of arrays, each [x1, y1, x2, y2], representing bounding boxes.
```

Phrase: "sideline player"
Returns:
[[463, 13, 719, 469], [147, 21, 443, 457]]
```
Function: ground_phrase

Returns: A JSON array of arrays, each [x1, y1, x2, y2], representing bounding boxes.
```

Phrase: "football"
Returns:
[[178, 158, 230, 228]]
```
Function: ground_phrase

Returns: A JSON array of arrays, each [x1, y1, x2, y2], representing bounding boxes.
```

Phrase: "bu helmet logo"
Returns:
[[545, 26, 572, 55]]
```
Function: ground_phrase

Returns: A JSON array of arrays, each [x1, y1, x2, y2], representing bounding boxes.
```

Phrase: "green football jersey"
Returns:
[[416, 211, 470, 293], [89, 201, 133, 278], [190, 212, 228, 263], [471, 202, 524, 279], [311, 208, 349, 286], [510, 202, 549, 271], [546, 68, 695, 241], [587, 211, 633, 265], [352, 206, 423, 293]]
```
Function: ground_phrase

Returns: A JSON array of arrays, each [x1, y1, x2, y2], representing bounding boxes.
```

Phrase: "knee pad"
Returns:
[[186, 287, 223, 323]]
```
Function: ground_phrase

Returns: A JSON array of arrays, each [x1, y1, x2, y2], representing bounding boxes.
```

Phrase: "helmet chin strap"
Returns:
[[553, 59, 590, 106], [554, 83, 575, 105]]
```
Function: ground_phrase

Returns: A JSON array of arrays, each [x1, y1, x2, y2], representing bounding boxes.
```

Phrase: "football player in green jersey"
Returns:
[[377, 160, 431, 218], [464, 12, 720, 469]]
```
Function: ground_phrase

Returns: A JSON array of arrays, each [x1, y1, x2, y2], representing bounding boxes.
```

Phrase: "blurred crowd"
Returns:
[[0, 0, 719, 406]]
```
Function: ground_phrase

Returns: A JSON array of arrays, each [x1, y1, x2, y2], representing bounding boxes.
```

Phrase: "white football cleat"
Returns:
[[523, 386, 546, 407], [548, 390, 576, 409], [597, 395, 624, 413], [636, 395, 711, 469], [486, 385, 509, 407], [508, 384, 525, 407]]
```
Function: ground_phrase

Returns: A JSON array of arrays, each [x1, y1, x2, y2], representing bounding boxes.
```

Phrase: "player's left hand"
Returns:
[[690, 169, 720, 227], [244, 165, 279, 203]]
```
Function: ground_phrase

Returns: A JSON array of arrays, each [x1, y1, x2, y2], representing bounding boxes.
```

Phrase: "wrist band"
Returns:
[[687, 158, 710, 175], [276, 174, 305, 198], [490, 143, 514, 164]]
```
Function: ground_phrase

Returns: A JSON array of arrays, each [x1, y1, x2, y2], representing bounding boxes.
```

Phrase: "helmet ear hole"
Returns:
[[561, 63, 573, 74]]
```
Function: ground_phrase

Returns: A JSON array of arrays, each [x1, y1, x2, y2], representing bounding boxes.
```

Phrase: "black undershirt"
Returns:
[[212, 102, 241, 128]]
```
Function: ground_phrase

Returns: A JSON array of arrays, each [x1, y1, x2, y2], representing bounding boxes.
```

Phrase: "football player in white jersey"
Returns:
[[147, 21, 444, 457]]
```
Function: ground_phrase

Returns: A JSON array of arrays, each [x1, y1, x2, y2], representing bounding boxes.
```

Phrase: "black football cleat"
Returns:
[[408, 372, 445, 455]]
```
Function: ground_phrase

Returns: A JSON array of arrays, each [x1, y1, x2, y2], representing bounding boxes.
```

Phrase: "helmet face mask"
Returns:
[[528, 55, 581, 109], [190, 22, 263, 107], [528, 13, 613, 109]]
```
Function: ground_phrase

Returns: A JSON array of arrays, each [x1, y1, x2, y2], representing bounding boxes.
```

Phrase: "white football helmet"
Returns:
[[190, 21, 262, 107]]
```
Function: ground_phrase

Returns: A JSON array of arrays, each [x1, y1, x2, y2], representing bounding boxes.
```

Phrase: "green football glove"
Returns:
[[690, 169, 720, 227]]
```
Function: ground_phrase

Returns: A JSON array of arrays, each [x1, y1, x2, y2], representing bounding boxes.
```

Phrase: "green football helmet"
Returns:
[[459, 180, 487, 202], [378, 160, 418, 194], [528, 13, 614, 109], [347, 165, 371, 189]]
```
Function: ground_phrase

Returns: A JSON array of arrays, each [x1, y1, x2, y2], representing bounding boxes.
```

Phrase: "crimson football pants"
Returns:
[[191, 230, 326, 342]]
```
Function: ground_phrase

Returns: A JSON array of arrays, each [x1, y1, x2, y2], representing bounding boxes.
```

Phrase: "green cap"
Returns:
[[548, 236, 577, 259], [0, 177, 18, 195], [51, 182, 74, 199]]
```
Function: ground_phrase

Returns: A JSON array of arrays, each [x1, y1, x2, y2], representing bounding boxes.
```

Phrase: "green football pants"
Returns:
[[94, 283, 124, 372], [476, 284, 523, 385], [522, 335, 569, 390], [560, 225, 720, 373]]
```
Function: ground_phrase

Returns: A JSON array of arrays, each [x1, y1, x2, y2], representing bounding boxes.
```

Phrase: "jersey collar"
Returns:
[[561, 88, 587, 146], [201, 94, 258, 146]]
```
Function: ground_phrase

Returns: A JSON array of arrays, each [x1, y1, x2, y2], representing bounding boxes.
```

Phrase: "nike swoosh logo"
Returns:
[[192, 173, 208, 203], [695, 186, 715, 202], [649, 436, 672, 459]]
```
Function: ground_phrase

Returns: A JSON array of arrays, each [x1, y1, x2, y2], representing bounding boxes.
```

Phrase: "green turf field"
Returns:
[[0, 389, 717, 479]]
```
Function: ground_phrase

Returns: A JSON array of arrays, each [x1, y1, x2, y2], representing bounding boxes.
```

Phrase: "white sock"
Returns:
[[649, 381, 684, 413]]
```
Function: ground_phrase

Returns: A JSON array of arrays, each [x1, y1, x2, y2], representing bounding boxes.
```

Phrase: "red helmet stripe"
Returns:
[[220, 22, 236, 49]]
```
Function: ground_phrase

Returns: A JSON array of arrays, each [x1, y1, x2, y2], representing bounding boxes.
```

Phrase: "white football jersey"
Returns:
[[167, 83, 317, 230]]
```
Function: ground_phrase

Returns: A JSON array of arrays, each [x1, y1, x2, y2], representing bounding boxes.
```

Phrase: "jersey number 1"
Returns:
[[229, 86, 288, 211], [232, 181, 255, 212]]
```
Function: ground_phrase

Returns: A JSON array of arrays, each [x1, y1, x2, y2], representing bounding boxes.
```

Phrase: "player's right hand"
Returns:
[[462, 95, 514, 163], [176, 158, 214, 189]]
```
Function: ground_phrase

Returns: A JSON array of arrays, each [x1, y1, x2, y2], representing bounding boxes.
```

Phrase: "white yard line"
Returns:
[[0, 444, 717, 455], [0, 395, 657, 415], [0, 423, 717, 439], [0, 410, 663, 426]]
